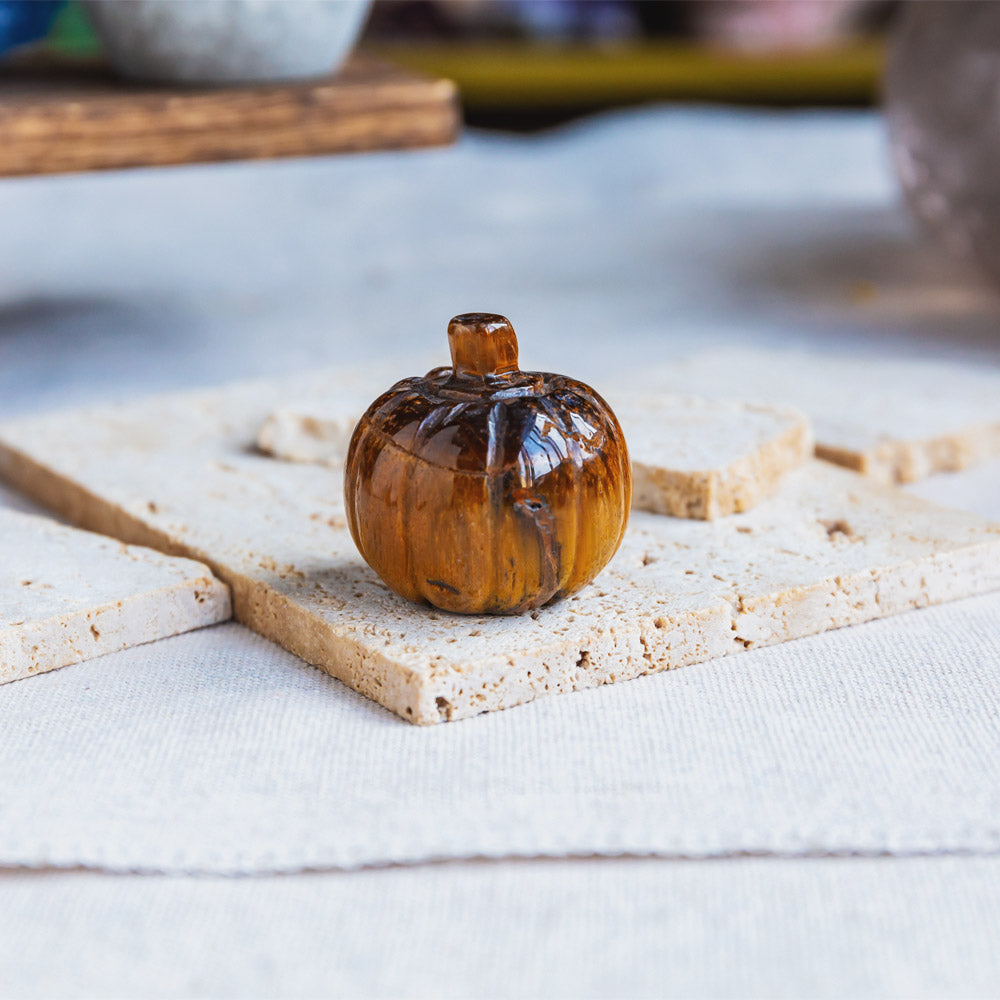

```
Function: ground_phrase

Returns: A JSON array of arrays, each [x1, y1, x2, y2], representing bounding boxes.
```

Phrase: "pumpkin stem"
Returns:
[[448, 313, 519, 378]]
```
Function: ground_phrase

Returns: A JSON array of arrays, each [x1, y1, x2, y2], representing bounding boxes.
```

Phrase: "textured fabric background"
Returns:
[[2, 595, 1000, 873], [1, 107, 999, 996], [3, 857, 1000, 999]]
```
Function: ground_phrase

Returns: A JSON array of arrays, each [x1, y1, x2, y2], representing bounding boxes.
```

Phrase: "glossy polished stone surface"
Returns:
[[344, 314, 632, 614]]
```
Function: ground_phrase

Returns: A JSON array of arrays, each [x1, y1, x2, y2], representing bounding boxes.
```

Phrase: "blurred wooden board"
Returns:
[[0, 55, 460, 177]]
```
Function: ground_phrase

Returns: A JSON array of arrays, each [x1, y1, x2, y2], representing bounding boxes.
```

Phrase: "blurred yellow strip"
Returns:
[[366, 40, 884, 109]]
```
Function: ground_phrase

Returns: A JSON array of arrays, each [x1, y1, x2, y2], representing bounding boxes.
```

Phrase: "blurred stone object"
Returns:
[[690, 0, 885, 52], [84, 0, 371, 84], [0, 0, 62, 57], [365, 0, 641, 42], [885, 1, 1000, 282], [506, 1, 640, 42], [364, 0, 894, 46]]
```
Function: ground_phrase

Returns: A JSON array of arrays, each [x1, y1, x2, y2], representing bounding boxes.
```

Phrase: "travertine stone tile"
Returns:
[[0, 509, 230, 684], [1, 374, 997, 721]]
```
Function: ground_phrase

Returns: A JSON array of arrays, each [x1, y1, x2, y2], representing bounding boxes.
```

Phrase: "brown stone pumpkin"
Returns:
[[344, 313, 631, 614]]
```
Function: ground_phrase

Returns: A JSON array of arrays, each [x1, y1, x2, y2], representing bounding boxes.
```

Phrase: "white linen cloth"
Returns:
[[1, 106, 1000, 995], [3, 857, 1000, 999], [2, 592, 1000, 873]]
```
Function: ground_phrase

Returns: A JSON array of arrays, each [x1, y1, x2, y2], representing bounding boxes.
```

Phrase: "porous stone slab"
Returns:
[[0, 374, 998, 723], [623, 396, 811, 518], [0, 508, 231, 684], [257, 384, 812, 520], [623, 348, 1000, 484]]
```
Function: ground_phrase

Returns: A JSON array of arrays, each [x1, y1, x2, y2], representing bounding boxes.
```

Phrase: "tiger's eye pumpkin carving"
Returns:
[[344, 313, 632, 615]]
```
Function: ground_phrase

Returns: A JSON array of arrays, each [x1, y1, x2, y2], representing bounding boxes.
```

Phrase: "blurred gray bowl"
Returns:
[[84, 0, 372, 84]]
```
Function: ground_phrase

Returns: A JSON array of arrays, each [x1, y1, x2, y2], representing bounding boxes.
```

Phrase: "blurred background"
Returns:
[[363, 0, 896, 128], [4, 0, 897, 128], [1, 0, 998, 417]]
